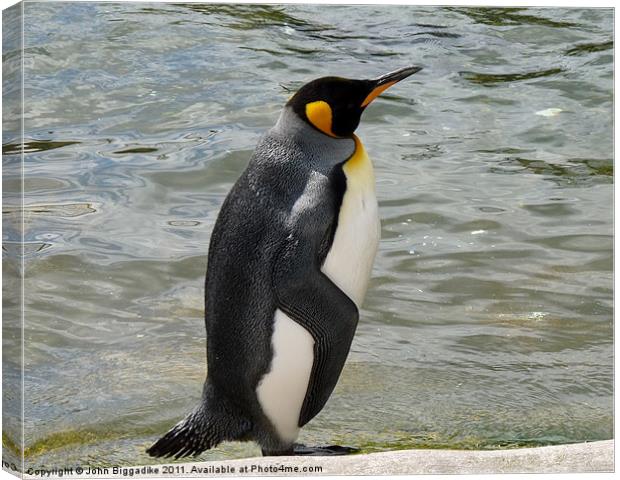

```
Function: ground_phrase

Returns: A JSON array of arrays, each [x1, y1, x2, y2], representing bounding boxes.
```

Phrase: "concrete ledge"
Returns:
[[170, 440, 614, 475], [15, 440, 614, 478]]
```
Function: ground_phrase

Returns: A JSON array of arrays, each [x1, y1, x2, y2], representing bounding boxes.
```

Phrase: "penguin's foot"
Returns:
[[261, 447, 294, 456], [261, 444, 359, 456], [292, 444, 359, 456]]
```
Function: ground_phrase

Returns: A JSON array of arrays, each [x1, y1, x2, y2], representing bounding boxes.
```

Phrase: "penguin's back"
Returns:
[[204, 134, 306, 389]]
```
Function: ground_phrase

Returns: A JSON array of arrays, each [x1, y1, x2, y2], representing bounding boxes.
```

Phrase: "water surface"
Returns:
[[2, 3, 613, 469]]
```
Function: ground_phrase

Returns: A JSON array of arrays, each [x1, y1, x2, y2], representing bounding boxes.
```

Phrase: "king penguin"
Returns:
[[147, 65, 422, 458]]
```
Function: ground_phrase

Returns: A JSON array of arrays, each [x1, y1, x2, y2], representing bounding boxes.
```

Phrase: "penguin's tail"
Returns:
[[146, 383, 251, 459]]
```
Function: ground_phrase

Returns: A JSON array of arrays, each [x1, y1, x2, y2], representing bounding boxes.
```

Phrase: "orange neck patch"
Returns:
[[342, 134, 375, 191]]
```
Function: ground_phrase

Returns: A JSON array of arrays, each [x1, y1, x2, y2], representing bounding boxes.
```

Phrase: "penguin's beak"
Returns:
[[361, 65, 423, 107]]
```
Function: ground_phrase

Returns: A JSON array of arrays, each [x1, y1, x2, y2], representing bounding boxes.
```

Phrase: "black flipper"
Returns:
[[146, 383, 251, 459], [273, 229, 359, 428]]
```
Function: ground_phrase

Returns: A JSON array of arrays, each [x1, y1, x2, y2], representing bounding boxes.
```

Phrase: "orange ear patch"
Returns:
[[305, 101, 337, 137], [361, 80, 397, 107]]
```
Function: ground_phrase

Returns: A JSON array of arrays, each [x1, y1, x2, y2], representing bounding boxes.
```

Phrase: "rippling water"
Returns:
[[2, 3, 613, 469]]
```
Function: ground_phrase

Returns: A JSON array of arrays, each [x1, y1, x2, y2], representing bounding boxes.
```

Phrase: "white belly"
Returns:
[[321, 136, 380, 307], [256, 309, 315, 443]]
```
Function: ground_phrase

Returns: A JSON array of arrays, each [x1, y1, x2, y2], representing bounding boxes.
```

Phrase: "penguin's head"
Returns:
[[287, 66, 422, 138]]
